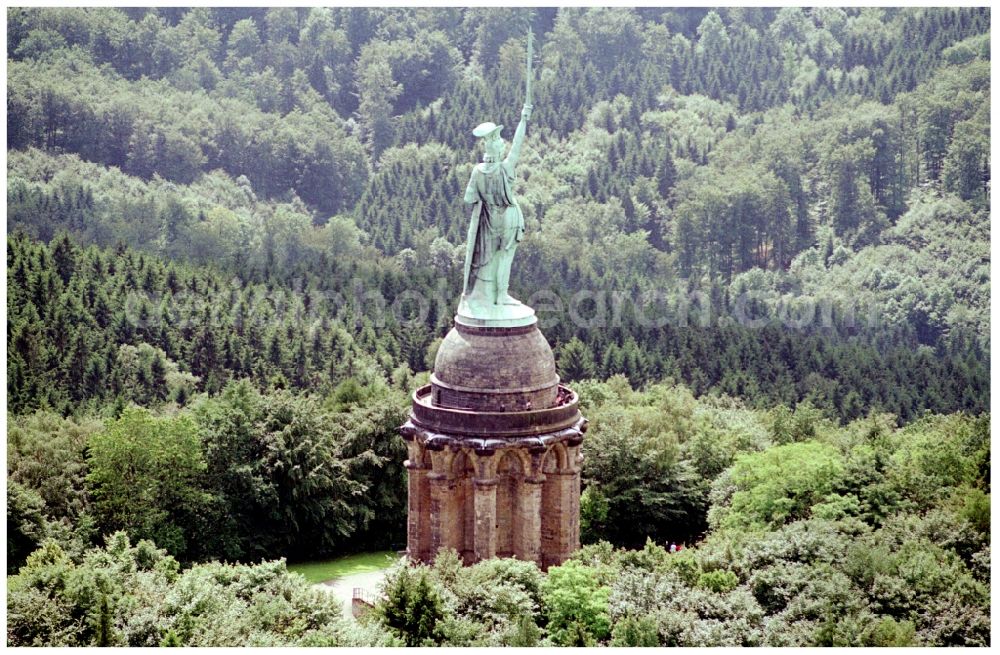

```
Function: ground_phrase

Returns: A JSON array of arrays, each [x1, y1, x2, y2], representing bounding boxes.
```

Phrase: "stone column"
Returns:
[[427, 449, 460, 558], [404, 457, 429, 561], [543, 470, 577, 567], [518, 476, 544, 565], [427, 471, 448, 557], [569, 445, 583, 552], [473, 478, 498, 562]]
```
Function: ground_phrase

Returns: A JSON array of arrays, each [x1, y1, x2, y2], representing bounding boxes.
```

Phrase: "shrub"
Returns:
[[709, 441, 846, 530], [375, 564, 446, 646], [861, 617, 918, 647], [504, 614, 541, 647], [541, 560, 611, 645], [7, 479, 48, 572], [698, 569, 739, 593], [7, 533, 392, 647], [610, 614, 659, 646], [467, 557, 544, 611]]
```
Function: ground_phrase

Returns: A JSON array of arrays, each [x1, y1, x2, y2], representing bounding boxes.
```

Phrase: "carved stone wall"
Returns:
[[403, 433, 582, 570], [400, 318, 585, 570]]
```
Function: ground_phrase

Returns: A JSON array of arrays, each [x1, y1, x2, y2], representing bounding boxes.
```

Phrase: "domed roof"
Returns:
[[431, 322, 559, 412]]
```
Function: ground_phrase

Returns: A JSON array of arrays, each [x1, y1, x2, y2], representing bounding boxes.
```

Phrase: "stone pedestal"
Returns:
[[400, 316, 586, 570]]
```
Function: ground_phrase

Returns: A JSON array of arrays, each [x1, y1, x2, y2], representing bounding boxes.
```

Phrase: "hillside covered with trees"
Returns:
[[8, 381, 990, 646], [6, 6, 990, 647]]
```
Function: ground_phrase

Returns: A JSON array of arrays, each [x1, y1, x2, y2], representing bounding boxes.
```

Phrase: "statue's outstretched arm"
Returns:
[[506, 104, 532, 169]]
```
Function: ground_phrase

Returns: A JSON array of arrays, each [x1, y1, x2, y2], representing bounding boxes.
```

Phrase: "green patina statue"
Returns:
[[458, 30, 536, 326], [461, 105, 532, 306]]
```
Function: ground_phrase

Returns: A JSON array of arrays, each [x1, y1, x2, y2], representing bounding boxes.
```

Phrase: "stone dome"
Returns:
[[430, 321, 560, 412]]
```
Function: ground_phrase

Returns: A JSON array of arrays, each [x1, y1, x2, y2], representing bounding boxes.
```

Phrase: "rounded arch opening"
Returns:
[[543, 442, 569, 473]]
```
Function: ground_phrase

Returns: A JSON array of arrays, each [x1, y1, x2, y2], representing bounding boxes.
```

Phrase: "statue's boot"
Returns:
[[496, 285, 522, 306], [495, 246, 520, 305]]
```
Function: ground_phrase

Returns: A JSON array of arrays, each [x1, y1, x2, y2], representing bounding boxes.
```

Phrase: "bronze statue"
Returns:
[[460, 30, 534, 316]]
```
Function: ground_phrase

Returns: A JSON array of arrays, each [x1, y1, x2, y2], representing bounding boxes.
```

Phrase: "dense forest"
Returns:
[[6, 6, 990, 647], [8, 381, 990, 646]]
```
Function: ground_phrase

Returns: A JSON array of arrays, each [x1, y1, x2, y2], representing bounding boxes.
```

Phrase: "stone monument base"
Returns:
[[456, 295, 537, 328], [400, 410, 584, 570], [400, 317, 586, 570]]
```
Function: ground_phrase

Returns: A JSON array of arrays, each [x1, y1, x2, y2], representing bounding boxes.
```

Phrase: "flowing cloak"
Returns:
[[462, 160, 525, 295]]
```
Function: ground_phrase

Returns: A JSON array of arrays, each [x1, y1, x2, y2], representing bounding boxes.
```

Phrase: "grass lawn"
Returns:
[[287, 551, 400, 584]]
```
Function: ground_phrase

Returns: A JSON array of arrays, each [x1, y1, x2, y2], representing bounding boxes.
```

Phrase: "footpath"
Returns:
[[316, 568, 391, 618]]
